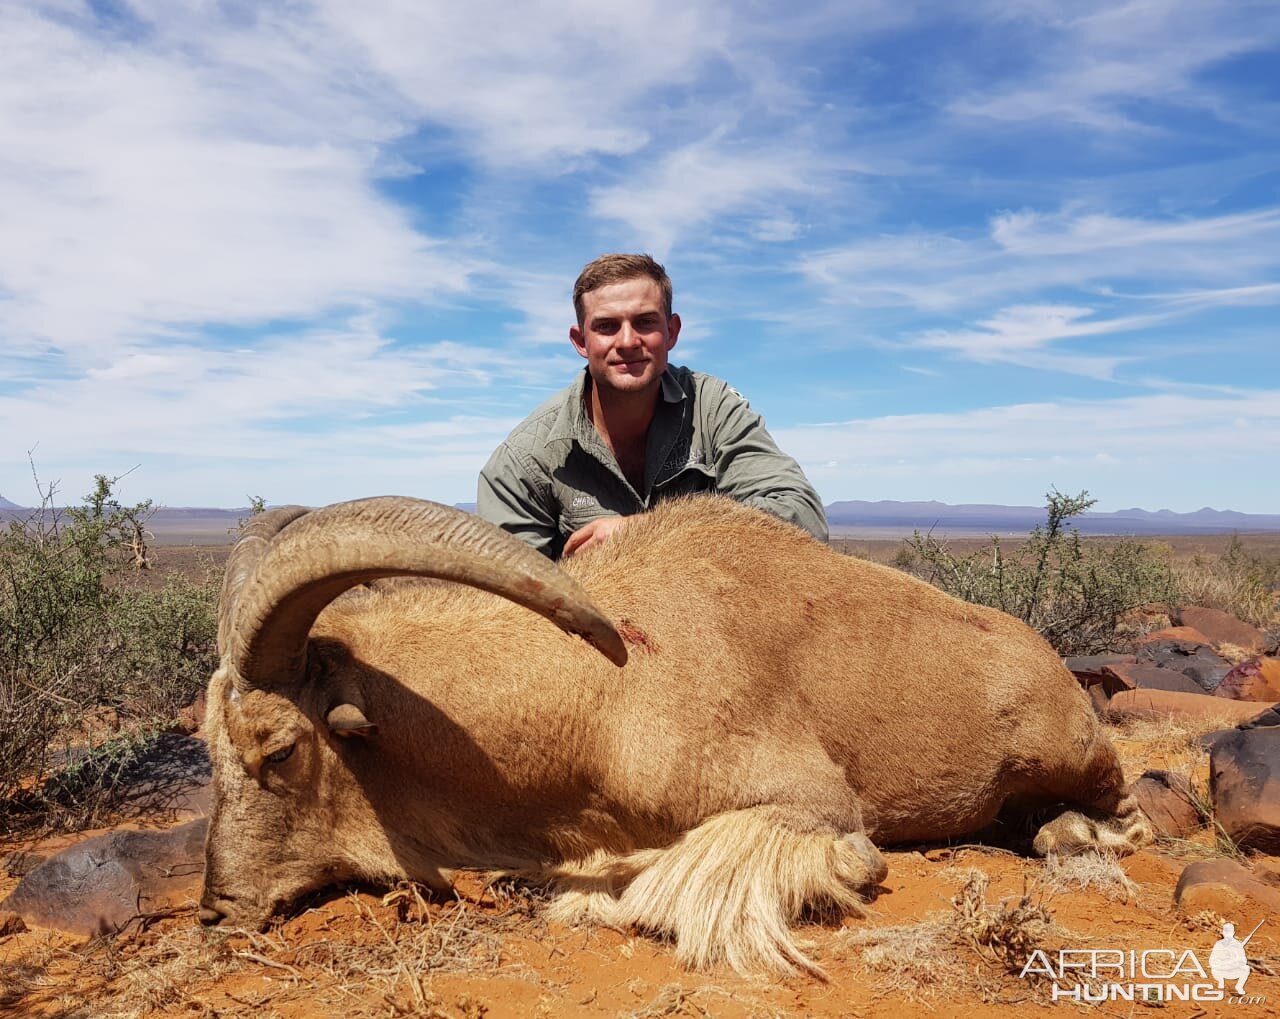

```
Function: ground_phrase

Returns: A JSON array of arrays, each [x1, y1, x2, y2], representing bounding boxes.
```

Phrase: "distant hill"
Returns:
[[824, 500, 1280, 535], [0, 494, 20, 510]]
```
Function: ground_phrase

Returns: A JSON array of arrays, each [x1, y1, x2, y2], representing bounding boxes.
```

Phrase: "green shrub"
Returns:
[[0, 472, 219, 835], [893, 490, 1178, 656]]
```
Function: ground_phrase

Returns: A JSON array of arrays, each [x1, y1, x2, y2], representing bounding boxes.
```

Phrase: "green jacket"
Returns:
[[476, 366, 828, 558]]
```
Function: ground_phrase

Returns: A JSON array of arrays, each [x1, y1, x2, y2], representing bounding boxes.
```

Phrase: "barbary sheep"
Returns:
[[200, 494, 1151, 976]]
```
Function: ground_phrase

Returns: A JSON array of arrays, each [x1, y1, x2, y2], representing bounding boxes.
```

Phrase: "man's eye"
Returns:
[[265, 744, 295, 765]]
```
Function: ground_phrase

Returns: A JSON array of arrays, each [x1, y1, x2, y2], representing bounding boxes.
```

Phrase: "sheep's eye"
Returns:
[[264, 744, 295, 766]]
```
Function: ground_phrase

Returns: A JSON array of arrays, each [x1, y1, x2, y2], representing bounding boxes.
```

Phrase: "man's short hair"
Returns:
[[573, 253, 673, 325]]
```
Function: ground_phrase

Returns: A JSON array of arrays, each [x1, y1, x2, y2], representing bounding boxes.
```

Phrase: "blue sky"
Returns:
[[1, 0, 1278, 513]]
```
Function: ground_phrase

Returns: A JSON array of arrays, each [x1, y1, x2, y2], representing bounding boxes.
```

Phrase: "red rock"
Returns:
[[1130, 770, 1201, 837], [1136, 626, 1213, 646], [1174, 859, 1280, 920], [1210, 726, 1280, 853], [0, 910, 26, 936], [1215, 657, 1280, 702], [1175, 607, 1266, 653], [176, 690, 208, 735], [1107, 689, 1275, 725]]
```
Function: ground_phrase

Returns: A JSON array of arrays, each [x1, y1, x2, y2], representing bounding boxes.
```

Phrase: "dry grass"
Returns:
[[841, 869, 1055, 1003], [1171, 556, 1280, 629], [1037, 852, 1138, 903], [0, 883, 543, 1019], [1103, 715, 1222, 777]]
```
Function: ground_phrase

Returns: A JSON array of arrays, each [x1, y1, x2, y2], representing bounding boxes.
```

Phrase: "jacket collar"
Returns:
[[546, 367, 686, 444]]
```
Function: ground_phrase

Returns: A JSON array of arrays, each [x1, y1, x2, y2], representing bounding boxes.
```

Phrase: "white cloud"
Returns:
[[590, 135, 827, 257]]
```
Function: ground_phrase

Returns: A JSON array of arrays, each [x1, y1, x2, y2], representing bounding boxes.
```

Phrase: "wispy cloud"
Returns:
[[951, 1, 1280, 131], [803, 205, 1280, 312], [911, 304, 1159, 379]]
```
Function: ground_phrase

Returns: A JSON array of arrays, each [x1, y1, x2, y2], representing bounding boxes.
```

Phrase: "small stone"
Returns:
[[1131, 770, 1201, 838], [175, 690, 208, 735], [0, 910, 27, 936], [1210, 726, 1280, 853], [1175, 607, 1266, 653]]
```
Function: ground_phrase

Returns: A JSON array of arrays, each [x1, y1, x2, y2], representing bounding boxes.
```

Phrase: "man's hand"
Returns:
[[563, 516, 629, 558]]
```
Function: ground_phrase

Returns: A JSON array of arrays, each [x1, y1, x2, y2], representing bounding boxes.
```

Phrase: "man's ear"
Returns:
[[666, 313, 681, 351], [570, 324, 588, 358]]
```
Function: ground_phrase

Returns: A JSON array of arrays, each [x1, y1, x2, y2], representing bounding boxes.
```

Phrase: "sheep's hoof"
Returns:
[[1032, 806, 1153, 857], [840, 831, 889, 887]]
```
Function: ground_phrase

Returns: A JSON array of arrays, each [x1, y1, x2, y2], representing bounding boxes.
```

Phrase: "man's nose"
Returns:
[[616, 322, 641, 347]]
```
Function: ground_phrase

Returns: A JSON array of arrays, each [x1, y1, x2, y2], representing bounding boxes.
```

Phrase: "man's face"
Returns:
[[570, 277, 680, 397]]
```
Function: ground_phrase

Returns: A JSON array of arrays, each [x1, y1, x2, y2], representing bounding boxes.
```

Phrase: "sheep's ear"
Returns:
[[326, 702, 378, 738]]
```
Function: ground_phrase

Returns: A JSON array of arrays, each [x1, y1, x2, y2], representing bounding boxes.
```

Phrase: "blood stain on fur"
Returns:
[[618, 619, 659, 653]]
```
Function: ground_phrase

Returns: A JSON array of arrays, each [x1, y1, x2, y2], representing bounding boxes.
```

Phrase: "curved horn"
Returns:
[[228, 496, 626, 691], [217, 505, 311, 657]]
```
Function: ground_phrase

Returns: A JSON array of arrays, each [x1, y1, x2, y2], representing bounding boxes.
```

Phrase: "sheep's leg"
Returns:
[[1029, 728, 1154, 857], [542, 804, 887, 977]]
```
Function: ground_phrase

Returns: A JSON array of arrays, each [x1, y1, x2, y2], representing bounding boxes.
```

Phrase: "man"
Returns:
[[477, 253, 827, 559]]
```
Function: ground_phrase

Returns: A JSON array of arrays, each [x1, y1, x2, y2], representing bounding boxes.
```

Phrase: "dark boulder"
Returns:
[[0, 819, 207, 936], [1101, 661, 1205, 696], [1136, 639, 1232, 692], [1210, 726, 1280, 853]]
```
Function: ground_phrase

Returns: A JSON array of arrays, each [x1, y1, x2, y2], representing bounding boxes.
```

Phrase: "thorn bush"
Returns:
[[0, 469, 218, 835], [893, 489, 1179, 656]]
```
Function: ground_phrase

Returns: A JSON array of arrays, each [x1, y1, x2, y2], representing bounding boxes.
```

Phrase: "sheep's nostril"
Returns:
[[198, 897, 231, 926]]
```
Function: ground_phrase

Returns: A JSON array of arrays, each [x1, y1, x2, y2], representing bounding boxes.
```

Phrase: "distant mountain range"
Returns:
[[824, 500, 1280, 535], [2, 497, 1278, 538]]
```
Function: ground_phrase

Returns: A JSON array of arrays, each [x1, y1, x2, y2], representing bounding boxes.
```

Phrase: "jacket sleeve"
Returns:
[[702, 380, 829, 542], [476, 442, 560, 558]]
